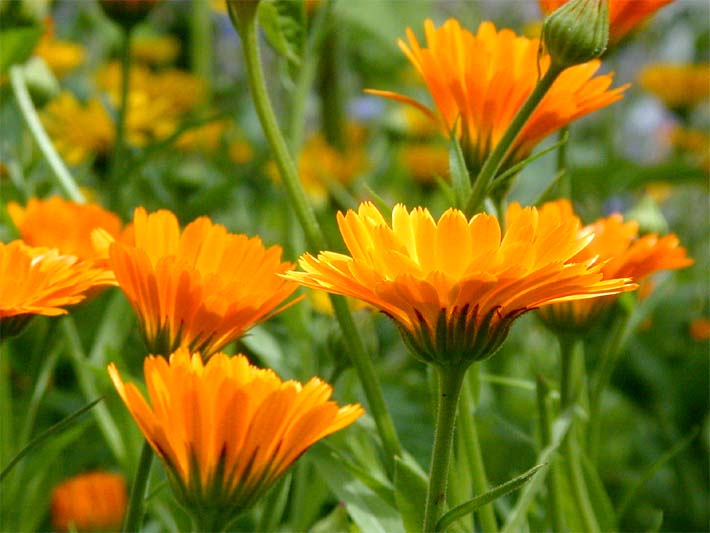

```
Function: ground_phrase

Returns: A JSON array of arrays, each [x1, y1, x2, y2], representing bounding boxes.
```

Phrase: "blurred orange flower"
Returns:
[[367, 20, 627, 177], [109, 348, 363, 525], [539, 0, 674, 45], [538, 202, 693, 334], [106, 208, 298, 357], [51, 472, 127, 532], [285, 201, 635, 367], [0, 241, 111, 336], [639, 63, 710, 111]]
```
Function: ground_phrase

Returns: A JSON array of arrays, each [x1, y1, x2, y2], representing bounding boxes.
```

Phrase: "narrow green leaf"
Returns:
[[437, 463, 546, 532], [363, 184, 393, 214], [0, 26, 42, 75], [617, 428, 700, 520], [258, 0, 305, 66], [448, 129, 472, 209], [580, 452, 618, 532], [648, 509, 664, 532], [501, 409, 574, 533], [394, 455, 428, 533], [0, 397, 102, 482]]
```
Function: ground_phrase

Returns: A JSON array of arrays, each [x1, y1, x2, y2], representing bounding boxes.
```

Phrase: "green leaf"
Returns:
[[448, 129, 472, 209], [0, 25, 42, 75], [394, 455, 428, 533], [437, 463, 546, 532], [310, 443, 405, 533], [258, 0, 305, 66], [580, 452, 618, 532]]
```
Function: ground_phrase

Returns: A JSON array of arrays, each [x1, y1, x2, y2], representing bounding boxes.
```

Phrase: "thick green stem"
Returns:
[[465, 64, 563, 215], [317, 24, 346, 151], [459, 366, 498, 532], [123, 440, 154, 533], [108, 28, 133, 208], [236, 14, 402, 463], [536, 375, 566, 532], [9, 66, 85, 203], [558, 336, 600, 533], [423, 367, 466, 533]]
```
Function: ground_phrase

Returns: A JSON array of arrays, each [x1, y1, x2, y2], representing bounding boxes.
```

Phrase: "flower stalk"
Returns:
[[465, 63, 564, 215], [234, 11, 403, 463], [122, 440, 154, 533], [108, 28, 133, 206], [423, 366, 466, 532]]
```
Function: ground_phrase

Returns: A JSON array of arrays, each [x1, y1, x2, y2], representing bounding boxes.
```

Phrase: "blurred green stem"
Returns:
[[123, 441, 154, 533], [559, 336, 600, 533], [190, 0, 212, 100], [317, 19, 346, 151], [556, 126, 571, 198], [108, 28, 133, 207], [535, 375, 566, 532], [9, 66, 85, 203], [458, 366, 498, 532], [423, 366, 466, 532], [465, 64, 563, 215], [235, 13, 402, 464]]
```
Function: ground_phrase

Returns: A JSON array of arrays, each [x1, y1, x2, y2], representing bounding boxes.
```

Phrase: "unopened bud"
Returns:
[[226, 0, 261, 29], [99, 0, 161, 31], [542, 0, 609, 69]]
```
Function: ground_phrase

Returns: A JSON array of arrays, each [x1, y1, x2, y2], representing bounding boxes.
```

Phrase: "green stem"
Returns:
[[465, 64, 563, 215], [536, 375, 566, 532], [556, 126, 571, 198], [190, 0, 212, 100], [108, 28, 132, 209], [317, 22, 346, 151], [459, 366, 497, 532], [9, 66, 85, 203], [423, 367, 466, 533], [123, 440, 154, 533], [236, 13, 402, 463], [558, 336, 600, 533], [588, 309, 631, 462]]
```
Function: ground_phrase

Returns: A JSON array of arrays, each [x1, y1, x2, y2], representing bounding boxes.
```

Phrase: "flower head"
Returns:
[[51, 472, 127, 532], [538, 203, 693, 334], [0, 241, 111, 336], [284, 201, 635, 368], [8, 196, 122, 262], [109, 348, 362, 525], [34, 18, 85, 78], [367, 20, 627, 177], [539, 0, 674, 45], [639, 63, 710, 112], [106, 208, 298, 357]]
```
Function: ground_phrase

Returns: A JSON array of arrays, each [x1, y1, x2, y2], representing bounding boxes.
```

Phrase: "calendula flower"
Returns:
[[175, 119, 228, 152], [538, 202, 693, 334], [669, 126, 710, 171], [41, 92, 115, 165], [106, 207, 298, 357], [51, 472, 127, 532], [8, 196, 122, 262], [131, 33, 180, 66], [284, 201, 635, 368], [539, 0, 674, 45], [0, 241, 111, 336], [639, 63, 710, 112], [34, 18, 85, 78], [367, 20, 627, 178], [690, 318, 710, 341], [399, 142, 449, 184], [109, 348, 363, 528]]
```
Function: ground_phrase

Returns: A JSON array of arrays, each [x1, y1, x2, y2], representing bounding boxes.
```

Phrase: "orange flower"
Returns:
[[690, 318, 710, 342], [367, 20, 627, 178], [8, 196, 122, 262], [51, 472, 127, 532], [284, 201, 635, 368], [109, 348, 363, 526], [639, 63, 710, 111], [106, 208, 298, 357], [0, 241, 111, 336], [538, 203, 693, 334], [539, 0, 674, 45]]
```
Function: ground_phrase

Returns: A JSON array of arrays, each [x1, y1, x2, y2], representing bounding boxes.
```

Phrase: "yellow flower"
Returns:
[[51, 472, 127, 532], [639, 63, 710, 111], [41, 92, 115, 165], [106, 207, 298, 357], [109, 348, 363, 525], [8, 196, 122, 262], [175, 120, 227, 152], [0, 241, 111, 336], [538, 202, 693, 334], [398, 142, 449, 184], [34, 19, 85, 78], [284, 201, 635, 368], [367, 20, 627, 177], [131, 34, 180, 66], [229, 139, 254, 164], [539, 0, 674, 45], [669, 126, 710, 171]]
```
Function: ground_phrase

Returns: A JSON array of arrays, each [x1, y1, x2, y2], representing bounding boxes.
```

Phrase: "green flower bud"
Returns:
[[542, 0, 609, 69], [226, 0, 261, 30]]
